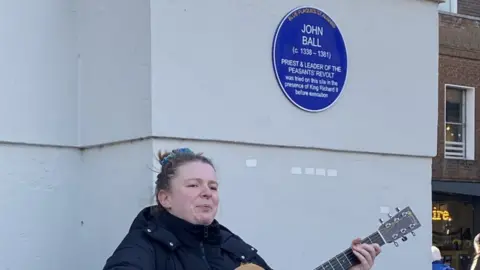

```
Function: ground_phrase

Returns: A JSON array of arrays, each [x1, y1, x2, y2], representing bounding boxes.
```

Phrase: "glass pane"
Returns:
[[445, 123, 464, 142], [438, 0, 454, 12], [446, 89, 464, 123], [432, 201, 474, 251]]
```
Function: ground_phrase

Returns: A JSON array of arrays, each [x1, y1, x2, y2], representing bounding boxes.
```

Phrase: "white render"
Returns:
[[0, 0, 438, 269]]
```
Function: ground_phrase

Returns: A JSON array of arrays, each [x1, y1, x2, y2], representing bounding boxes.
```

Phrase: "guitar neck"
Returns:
[[314, 231, 386, 270]]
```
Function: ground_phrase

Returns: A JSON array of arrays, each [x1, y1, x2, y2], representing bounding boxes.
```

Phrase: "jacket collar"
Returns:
[[131, 205, 260, 262], [146, 209, 221, 248]]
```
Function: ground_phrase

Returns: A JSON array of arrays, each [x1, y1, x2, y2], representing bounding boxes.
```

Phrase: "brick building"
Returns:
[[432, 0, 480, 269]]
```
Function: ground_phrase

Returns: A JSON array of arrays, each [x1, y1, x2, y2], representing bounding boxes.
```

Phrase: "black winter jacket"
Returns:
[[102, 206, 273, 270]]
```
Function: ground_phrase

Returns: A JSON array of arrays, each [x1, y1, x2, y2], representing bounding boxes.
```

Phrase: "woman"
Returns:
[[103, 148, 381, 270]]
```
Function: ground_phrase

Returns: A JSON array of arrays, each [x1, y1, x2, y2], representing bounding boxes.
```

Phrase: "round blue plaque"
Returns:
[[272, 6, 348, 112]]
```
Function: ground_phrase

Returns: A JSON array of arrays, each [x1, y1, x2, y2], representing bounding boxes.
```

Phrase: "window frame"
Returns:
[[438, 0, 458, 13], [443, 84, 475, 160]]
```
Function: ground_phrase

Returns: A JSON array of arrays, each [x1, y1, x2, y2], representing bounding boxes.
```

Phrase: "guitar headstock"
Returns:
[[377, 206, 421, 247]]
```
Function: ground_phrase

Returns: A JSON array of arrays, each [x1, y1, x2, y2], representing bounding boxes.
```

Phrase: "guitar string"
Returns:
[[315, 232, 383, 270], [313, 232, 384, 270], [313, 235, 381, 270], [337, 232, 383, 269]]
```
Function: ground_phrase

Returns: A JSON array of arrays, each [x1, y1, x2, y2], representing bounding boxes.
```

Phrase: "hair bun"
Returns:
[[174, 148, 194, 154], [158, 148, 196, 166], [157, 150, 172, 164]]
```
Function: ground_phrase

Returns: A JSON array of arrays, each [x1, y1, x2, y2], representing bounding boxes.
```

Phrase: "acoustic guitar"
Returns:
[[235, 206, 422, 270]]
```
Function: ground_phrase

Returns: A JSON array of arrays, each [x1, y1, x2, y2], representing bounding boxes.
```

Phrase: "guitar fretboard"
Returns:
[[313, 231, 386, 270]]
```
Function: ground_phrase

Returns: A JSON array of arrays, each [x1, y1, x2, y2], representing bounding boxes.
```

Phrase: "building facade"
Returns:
[[433, 1, 480, 269], [0, 1, 439, 270]]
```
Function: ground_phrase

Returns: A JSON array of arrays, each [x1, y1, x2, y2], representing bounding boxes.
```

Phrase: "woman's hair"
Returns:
[[154, 148, 215, 211]]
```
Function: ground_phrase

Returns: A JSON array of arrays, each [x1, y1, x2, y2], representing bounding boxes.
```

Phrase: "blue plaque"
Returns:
[[272, 6, 348, 112]]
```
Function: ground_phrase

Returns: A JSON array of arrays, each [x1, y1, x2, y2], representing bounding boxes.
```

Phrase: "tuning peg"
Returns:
[[394, 241, 399, 247], [388, 213, 393, 218], [411, 232, 416, 237], [395, 207, 400, 212], [379, 218, 384, 224], [401, 236, 408, 242]]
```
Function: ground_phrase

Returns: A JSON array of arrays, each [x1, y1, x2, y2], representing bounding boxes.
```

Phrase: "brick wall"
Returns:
[[459, 0, 480, 18], [433, 13, 480, 181]]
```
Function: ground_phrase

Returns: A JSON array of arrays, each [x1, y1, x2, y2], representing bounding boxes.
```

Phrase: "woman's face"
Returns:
[[158, 161, 219, 225]]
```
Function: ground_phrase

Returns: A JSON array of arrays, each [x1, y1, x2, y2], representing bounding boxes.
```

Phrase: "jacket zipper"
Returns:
[[199, 241, 211, 270]]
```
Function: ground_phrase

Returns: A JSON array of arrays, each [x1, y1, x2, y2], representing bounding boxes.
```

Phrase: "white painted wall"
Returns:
[[0, 2, 80, 268], [0, 145, 80, 270], [76, 0, 152, 146], [150, 0, 439, 157], [77, 140, 157, 270], [151, 139, 433, 270], [0, 0, 438, 269], [0, 0, 77, 146], [148, 1, 438, 267]]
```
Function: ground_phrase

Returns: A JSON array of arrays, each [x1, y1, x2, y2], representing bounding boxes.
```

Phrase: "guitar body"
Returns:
[[235, 263, 264, 270]]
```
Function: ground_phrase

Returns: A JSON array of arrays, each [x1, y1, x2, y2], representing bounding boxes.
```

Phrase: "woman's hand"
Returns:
[[349, 238, 381, 270]]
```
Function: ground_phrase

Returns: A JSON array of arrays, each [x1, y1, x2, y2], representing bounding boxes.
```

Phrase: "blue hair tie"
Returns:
[[160, 148, 195, 166]]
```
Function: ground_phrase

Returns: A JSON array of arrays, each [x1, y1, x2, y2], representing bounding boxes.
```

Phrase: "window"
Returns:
[[445, 87, 465, 157], [432, 201, 474, 251], [438, 0, 457, 13], [432, 200, 475, 269], [444, 85, 475, 160]]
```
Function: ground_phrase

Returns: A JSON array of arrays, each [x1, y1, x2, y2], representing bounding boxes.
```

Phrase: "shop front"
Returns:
[[432, 180, 480, 270]]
